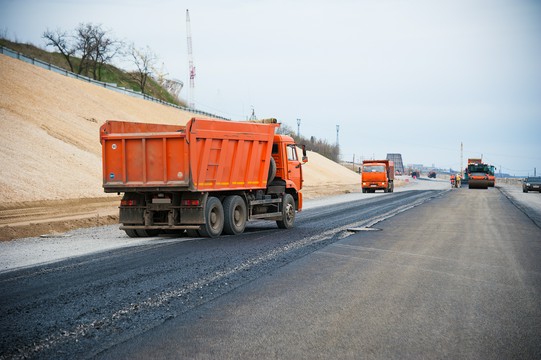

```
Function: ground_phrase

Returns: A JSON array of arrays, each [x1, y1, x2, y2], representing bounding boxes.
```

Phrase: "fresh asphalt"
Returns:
[[100, 186, 541, 359], [0, 184, 446, 359]]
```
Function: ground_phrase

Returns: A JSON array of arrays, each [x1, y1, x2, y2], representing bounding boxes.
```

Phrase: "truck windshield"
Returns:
[[364, 165, 385, 172]]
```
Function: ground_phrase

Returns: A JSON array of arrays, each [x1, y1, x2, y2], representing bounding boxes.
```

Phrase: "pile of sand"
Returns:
[[0, 54, 360, 206], [302, 151, 360, 198]]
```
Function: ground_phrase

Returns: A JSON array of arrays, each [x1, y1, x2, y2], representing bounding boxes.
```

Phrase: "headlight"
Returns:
[[526, 183, 531, 186]]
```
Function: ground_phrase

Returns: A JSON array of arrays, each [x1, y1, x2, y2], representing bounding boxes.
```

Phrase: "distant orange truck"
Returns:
[[362, 160, 395, 193], [100, 118, 307, 238]]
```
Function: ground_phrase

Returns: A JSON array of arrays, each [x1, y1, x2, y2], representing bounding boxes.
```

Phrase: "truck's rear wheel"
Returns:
[[277, 193, 295, 229], [200, 196, 224, 238], [124, 229, 139, 238], [223, 195, 247, 235], [136, 229, 160, 237]]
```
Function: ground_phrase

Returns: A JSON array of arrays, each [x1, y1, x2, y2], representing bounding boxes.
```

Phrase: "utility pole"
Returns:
[[297, 118, 301, 138], [186, 9, 196, 109], [336, 125, 340, 161], [460, 142, 463, 178]]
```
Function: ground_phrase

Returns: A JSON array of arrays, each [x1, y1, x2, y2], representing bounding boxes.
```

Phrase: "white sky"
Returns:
[[1, 0, 540, 175]]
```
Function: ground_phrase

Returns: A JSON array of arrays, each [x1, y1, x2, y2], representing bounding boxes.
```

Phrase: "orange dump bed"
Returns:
[[100, 118, 278, 192]]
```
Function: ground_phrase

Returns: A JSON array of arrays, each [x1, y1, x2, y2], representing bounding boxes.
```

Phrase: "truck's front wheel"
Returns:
[[200, 196, 224, 238], [277, 194, 295, 229], [223, 195, 247, 235]]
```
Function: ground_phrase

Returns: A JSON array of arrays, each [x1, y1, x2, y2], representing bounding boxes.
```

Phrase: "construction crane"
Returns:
[[186, 9, 195, 109]]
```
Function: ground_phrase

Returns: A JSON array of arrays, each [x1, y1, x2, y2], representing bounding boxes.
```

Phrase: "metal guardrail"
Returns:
[[0, 45, 228, 120]]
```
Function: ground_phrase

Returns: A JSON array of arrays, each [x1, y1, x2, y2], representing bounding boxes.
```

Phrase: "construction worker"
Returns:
[[450, 174, 456, 188], [456, 174, 461, 188]]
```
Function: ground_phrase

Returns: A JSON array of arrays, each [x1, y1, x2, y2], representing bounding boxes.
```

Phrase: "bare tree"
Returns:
[[72, 23, 121, 80], [128, 44, 157, 94], [89, 25, 122, 81], [42, 29, 75, 72], [0, 27, 9, 40], [74, 23, 97, 76]]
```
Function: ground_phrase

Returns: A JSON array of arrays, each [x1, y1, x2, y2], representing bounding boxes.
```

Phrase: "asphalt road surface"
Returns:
[[1, 181, 540, 359], [101, 185, 541, 359]]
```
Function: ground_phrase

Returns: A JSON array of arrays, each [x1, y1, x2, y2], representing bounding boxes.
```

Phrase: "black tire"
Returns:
[[124, 229, 139, 238], [136, 229, 160, 237], [223, 195, 247, 235], [267, 157, 277, 184], [199, 196, 224, 238], [277, 193, 295, 229]]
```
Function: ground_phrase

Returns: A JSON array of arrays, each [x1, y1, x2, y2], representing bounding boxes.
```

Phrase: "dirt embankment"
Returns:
[[0, 54, 361, 241]]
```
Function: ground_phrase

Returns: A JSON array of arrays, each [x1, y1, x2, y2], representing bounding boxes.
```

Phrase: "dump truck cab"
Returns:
[[361, 160, 395, 193], [272, 135, 304, 187]]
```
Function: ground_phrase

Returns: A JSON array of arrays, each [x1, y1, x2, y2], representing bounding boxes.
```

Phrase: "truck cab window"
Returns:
[[287, 145, 298, 161]]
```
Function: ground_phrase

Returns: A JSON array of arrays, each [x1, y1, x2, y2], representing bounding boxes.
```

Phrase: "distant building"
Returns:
[[386, 153, 404, 174]]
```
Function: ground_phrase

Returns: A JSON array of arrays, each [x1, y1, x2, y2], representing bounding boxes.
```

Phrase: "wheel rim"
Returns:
[[210, 208, 219, 230], [285, 203, 294, 223], [234, 207, 241, 225]]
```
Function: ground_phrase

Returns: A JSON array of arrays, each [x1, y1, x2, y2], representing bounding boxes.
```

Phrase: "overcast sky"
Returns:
[[1, 0, 540, 175]]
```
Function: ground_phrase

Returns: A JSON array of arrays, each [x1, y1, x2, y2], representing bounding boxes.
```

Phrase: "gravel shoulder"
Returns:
[[0, 177, 445, 273], [6, 178, 535, 277], [497, 182, 541, 228]]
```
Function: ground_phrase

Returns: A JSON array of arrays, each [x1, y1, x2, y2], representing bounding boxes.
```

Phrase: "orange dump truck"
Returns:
[[361, 160, 395, 193], [100, 118, 307, 238]]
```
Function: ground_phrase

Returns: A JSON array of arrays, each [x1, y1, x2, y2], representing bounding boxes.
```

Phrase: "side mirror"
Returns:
[[301, 145, 308, 163]]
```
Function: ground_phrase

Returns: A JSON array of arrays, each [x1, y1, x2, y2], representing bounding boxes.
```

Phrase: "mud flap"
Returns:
[[119, 207, 144, 224]]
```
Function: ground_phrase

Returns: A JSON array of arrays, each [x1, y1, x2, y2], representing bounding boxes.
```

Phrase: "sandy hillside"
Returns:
[[0, 54, 360, 206], [302, 150, 360, 198]]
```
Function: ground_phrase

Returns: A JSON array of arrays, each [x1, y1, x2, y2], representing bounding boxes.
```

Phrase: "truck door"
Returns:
[[286, 144, 302, 190]]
